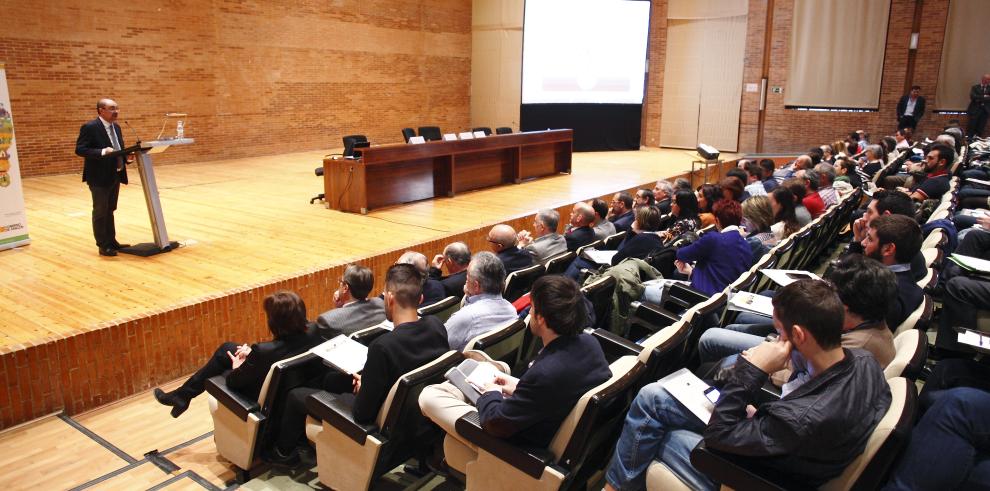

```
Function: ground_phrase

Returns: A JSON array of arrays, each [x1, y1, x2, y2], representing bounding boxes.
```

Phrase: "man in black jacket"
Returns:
[[429, 241, 471, 298], [967, 74, 990, 138], [896, 85, 926, 130], [605, 280, 891, 491], [487, 224, 534, 274], [75, 98, 130, 256]]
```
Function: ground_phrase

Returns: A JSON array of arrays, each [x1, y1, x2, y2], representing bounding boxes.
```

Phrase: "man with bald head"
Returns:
[[967, 73, 990, 138], [487, 224, 534, 275], [397, 250, 447, 306], [75, 98, 130, 257], [429, 241, 471, 298], [565, 202, 597, 251]]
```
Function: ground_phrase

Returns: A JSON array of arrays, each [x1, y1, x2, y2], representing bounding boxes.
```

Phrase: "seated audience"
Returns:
[[487, 224, 535, 274], [835, 157, 863, 188], [269, 264, 449, 465], [882, 387, 990, 490], [815, 163, 839, 207], [904, 143, 954, 203], [154, 291, 319, 418], [696, 183, 720, 228], [831, 139, 848, 158], [591, 198, 617, 240], [782, 177, 813, 225], [659, 189, 702, 242], [935, 227, 990, 353], [849, 189, 924, 278], [769, 186, 801, 241], [741, 195, 777, 258], [635, 188, 655, 208], [398, 250, 447, 306], [429, 241, 471, 298], [419, 275, 611, 449], [759, 159, 779, 191], [719, 176, 744, 203], [605, 280, 891, 491], [798, 170, 826, 218], [517, 208, 567, 262], [653, 180, 674, 215], [611, 205, 663, 265], [444, 251, 517, 351], [743, 161, 768, 198], [564, 202, 598, 251], [608, 191, 636, 233], [673, 199, 751, 295], [699, 254, 896, 370], [859, 214, 924, 330], [316, 264, 385, 339], [725, 168, 751, 201], [893, 127, 912, 150]]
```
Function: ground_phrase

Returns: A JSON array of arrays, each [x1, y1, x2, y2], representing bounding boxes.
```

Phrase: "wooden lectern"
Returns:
[[113, 138, 193, 257]]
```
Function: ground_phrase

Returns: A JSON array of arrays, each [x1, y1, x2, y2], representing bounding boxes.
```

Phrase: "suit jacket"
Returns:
[[610, 210, 635, 234], [429, 267, 467, 298], [225, 330, 321, 401], [655, 198, 672, 216], [315, 297, 386, 339], [564, 226, 597, 251], [896, 95, 926, 121], [969, 84, 990, 115], [75, 118, 128, 186], [498, 246, 535, 275], [524, 233, 568, 262]]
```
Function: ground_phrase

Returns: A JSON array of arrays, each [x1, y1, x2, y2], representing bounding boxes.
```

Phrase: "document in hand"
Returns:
[[311, 335, 368, 375], [949, 254, 990, 275], [760, 269, 822, 287], [727, 291, 774, 317], [445, 359, 519, 405], [658, 368, 716, 424]]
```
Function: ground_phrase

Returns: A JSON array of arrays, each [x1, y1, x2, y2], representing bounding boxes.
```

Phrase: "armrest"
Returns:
[[305, 391, 379, 445], [630, 301, 681, 327], [205, 375, 260, 422], [690, 442, 790, 491], [591, 328, 642, 360], [455, 411, 555, 479]]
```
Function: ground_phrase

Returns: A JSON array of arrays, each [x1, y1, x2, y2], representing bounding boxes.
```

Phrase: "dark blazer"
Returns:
[[968, 84, 990, 116], [564, 226, 597, 252], [422, 278, 448, 306], [353, 315, 449, 424], [896, 95, 926, 121], [315, 297, 386, 339], [610, 211, 635, 234], [476, 333, 611, 448], [75, 118, 128, 186], [429, 267, 467, 298], [225, 331, 320, 401], [655, 198, 672, 216], [497, 246, 535, 275], [887, 269, 924, 331], [611, 232, 663, 265]]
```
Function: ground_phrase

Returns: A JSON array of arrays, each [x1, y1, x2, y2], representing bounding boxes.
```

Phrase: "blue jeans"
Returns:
[[883, 387, 990, 490], [698, 328, 764, 364], [606, 383, 717, 491]]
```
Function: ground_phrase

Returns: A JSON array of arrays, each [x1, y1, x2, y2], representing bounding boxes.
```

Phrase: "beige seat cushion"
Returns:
[[645, 461, 692, 491]]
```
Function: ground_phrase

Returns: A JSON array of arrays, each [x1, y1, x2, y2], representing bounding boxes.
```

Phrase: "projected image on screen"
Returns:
[[522, 0, 651, 105]]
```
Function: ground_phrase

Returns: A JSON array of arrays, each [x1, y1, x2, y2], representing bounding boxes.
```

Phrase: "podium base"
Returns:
[[118, 241, 179, 257]]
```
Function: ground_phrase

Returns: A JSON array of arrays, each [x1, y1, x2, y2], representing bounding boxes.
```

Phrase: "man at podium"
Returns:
[[75, 98, 130, 257]]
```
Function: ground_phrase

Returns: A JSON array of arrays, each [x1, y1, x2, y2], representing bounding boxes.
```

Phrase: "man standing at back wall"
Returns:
[[967, 74, 990, 138], [75, 98, 129, 257]]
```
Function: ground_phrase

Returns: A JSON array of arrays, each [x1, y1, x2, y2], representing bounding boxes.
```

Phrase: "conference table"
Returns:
[[323, 129, 573, 214]]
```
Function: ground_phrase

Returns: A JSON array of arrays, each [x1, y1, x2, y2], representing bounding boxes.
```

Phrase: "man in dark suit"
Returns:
[[564, 202, 597, 251], [487, 224, 534, 274], [75, 98, 130, 256], [608, 191, 635, 233], [315, 264, 386, 339], [397, 250, 447, 306], [968, 74, 990, 138], [896, 85, 926, 130], [429, 241, 471, 298]]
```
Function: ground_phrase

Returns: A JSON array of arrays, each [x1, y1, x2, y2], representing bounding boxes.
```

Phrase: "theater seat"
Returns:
[[450, 355, 646, 491], [418, 126, 443, 142], [304, 350, 463, 491], [463, 318, 528, 367], [646, 461, 692, 491], [205, 351, 325, 481], [401, 127, 416, 143], [581, 275, 617, 333], [543, 251, 576, 275], [884, 329, 927, 381], [504, 263, 546, 303], [893, 294, 932, 336], [683, 377, 917, 491], [602, 231, 628, 250], [418, 295, 461, 323]]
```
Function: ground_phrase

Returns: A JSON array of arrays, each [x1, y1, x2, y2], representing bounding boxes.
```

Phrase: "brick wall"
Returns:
[[1, 0, 472, 177], [642, 0, 959, 154]]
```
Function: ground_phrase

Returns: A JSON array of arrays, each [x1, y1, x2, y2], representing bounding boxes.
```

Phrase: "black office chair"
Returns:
[[311, 134, 369, 204], [417, 126, 442, 141], [401, 128, 416, 143], [495, 127, 512, 135], [472, 127, 492, 136]]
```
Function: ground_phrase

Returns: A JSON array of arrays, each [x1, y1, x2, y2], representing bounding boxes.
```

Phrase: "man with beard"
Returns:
[[860, 214, 924, 331]]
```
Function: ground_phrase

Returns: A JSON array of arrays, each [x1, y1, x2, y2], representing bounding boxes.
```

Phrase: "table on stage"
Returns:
[[322, 129, 573, 214]]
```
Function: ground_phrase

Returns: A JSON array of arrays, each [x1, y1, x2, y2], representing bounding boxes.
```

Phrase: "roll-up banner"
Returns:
[[0, 63, 30, 250]]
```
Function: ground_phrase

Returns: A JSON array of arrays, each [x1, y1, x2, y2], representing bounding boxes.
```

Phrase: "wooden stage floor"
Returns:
[[0, 146, 737, 428]]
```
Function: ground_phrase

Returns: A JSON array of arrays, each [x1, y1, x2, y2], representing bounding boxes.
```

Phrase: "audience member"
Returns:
[[611, 205, 663, 265], [269, 264, 449, 465], [564, 202, 598, 251], [759, 159, 779, 191], [419, 275, 611, 451], [316, 264, 385, 339], [741, 195, 777, 252], [835, 158, 863, 188], [719, 176, 744, 203], [635, 188, 655, 208], [815, 163, 839, 207], [444, 252, 516, 351], [397, 250, 446, 306], [605, 279, 891, 491], [782, 177, 813, 225], [860, 214, 924, 330], [672, 199, 751, 295], [769, 186, 801, 241], [488, 224, 535, 274], [154, 291, 319, 418], [659, 189, 702, 242], [591, 198, 617, 240], [517, 208, 567, 262], [904, 143, 954, 202], [608, 191, 636, 233], [429, 242, 471, 298], [894, 128, 912, 150], [696, 183, 720, 227], [743, 161, 768, 198], [653, 180, 674, 215], [799, 170, 826, 218], [935, 227, 990, 353]]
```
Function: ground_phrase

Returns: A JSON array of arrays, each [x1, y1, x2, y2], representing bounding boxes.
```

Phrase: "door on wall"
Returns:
[[659, 13, 747, 152]]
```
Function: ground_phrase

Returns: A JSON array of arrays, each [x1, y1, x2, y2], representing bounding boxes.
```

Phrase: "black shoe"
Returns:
[[154, 388, 191, 418], [111, 241, 131, 250], [297, 444, 317, 468], [265, 446, 301, 468], [99, 247, 118, 257]]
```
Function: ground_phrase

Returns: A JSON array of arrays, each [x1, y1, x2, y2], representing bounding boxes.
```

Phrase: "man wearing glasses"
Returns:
[[75, 98, 130, 257]]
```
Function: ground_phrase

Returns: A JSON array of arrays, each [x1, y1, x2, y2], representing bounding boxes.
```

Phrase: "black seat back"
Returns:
[[504, 263, 546, 302], [256, 353, 327, 452], [543, 251, 576, 275], [417, 296, 460, 323], [417, 126, 443, 141], [602, 231, 628, 250], [472, 127, 492, 136], [495, 127, 512, 135], [401, 127, 416, 143], [581, 275, 617, 333], [468, 319, 528, 366], [342, 134, 368, 157]]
